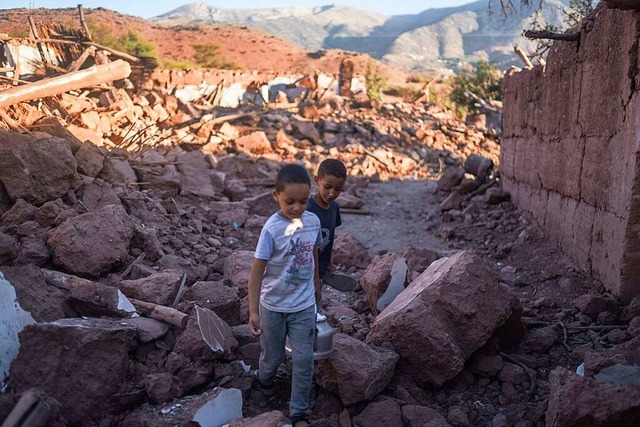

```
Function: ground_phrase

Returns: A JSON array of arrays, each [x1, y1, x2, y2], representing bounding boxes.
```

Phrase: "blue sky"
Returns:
[[2, 1, 477, 18]]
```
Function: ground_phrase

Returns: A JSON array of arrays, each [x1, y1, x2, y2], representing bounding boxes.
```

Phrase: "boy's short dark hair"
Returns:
[[317, 158, 347, 179], [275, 164, 311, 192]]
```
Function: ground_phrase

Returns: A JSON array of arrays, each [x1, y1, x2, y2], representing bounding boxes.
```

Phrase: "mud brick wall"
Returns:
[[502, 7, 640, 302]]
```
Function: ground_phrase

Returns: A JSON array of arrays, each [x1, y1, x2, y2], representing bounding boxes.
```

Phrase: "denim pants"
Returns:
[[259, 303, 316, 419]]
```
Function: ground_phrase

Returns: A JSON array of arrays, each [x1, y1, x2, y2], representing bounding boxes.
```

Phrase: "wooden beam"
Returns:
[[77, 5, 93, 42], [514, 45, 533, 69], [0, 59, 131, 109], [27, 16, 40, 40], [67, 46, 96, 72], [31, 38, 139, 62], [129, 298, 189, 329], [523, 30, 580, 42]]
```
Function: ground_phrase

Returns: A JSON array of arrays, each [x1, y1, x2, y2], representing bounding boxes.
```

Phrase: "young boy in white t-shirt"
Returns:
[[247, 164, 321, 427]]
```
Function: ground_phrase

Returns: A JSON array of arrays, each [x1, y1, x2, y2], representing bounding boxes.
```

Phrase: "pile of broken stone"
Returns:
[[0, 85, 639, 427]]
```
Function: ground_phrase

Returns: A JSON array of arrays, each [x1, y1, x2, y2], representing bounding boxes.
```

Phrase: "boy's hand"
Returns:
[[248, 313, 262, 336]]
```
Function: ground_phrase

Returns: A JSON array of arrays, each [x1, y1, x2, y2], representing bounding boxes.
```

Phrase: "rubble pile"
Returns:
[[0, 14, 638, 427]]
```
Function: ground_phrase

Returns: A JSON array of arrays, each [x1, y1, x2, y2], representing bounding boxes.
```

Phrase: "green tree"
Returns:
[[117, 30, 156, 58], [450, 60, 503, 115], [192, 43, 240, 70], [365, 60, 387, 101]]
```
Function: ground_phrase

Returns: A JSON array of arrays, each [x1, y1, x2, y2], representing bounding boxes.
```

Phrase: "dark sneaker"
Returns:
[[251, 370, 275, 398]]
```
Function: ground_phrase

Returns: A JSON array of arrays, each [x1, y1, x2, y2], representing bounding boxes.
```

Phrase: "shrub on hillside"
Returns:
[[88, 19, 156, 58], [192, 43, 240, 70], [449, 60, 503, 115], [365, 60, 387, 101]]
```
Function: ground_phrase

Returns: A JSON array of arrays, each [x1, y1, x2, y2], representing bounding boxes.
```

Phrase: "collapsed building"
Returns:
[[0, 3, 639, 427]]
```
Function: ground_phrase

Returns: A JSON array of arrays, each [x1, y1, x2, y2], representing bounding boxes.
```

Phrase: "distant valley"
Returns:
[[153, 1, 569, 72]]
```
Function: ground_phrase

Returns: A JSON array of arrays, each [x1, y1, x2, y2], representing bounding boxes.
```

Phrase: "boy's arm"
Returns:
[[313, 247, 322, 303], [248, 258, 267, 335]]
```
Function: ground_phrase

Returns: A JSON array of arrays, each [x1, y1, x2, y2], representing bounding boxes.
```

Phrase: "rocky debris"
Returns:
[[98, 157, 138, 186], [332, 233, 372, 269], [402, 405, 451, 427], [226, 410, 290, 427], [402, 245, 440, 277], [234, 131, 273, 155], [175, 151, 217, 198], [76, 179, 122, 212], [366, 251, 519, 387], [10, 318, 140, 426], [360, 252, 400, 314], [74, 141, 105, 177], [68, 279, 136, 318], [545, 367, 640, 426], [47, 204, 135, 277], [573, 294, 619, 319], [179, 280, 241, 326], [119, 317, 171, 342], [316, 333, 398, 405], [518, 325, 560, 353], [117, 269, 184, 307], [144, 373, 184, 404], [0, 265, 67, 322], [166, 316, 237, 391], [438, 167, 465, 191], [0, 232, 18, 265], [1, 199, 37, 225], [224, 250, 254, 297], [353, 399, 403, 427], [0, 132, 78, 204], [122, 387, 243, 427]]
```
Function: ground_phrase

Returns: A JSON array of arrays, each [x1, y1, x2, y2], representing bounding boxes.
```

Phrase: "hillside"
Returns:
[[153, 1, 569, 72], [0, 7, 406, 81]]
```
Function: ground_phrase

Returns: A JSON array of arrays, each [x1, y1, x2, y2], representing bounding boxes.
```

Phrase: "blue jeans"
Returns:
[[259, 304, 315, 419]]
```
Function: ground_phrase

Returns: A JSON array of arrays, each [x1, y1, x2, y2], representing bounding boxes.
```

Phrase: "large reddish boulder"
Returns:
[[332, 233, 372, 269], [74, 141, 105, 178], [179, 280, 241, 326], [166, 316, 237, 391], [0, 265, 67, 321], [223, 251, 254, 298], [134, 150, 180, 193], [175, 151, 216, 198], [98, 157, 137, 186], [546, 367, 640, 427], [0, 132, 78, 204], [316, 333, 398, 406], [353, 400, 403, 427], [47, 204, 135, 277], [117, 269, 184, 306], [234, 131, 273, 155], [360, 252, 400, 313], [10, 318, 140, 426], [366, 251, 519, 387]]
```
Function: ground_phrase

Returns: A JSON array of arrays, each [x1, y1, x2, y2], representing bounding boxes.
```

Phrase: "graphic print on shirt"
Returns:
[[317, 228, 330, 252], [285, 237, 315, 285]]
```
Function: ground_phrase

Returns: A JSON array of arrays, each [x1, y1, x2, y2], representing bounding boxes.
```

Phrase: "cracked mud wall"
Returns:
[[502, 6, 640, 302]]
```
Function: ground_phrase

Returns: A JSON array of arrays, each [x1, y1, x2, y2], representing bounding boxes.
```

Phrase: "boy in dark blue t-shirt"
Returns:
[[307, 158, 347, 281]]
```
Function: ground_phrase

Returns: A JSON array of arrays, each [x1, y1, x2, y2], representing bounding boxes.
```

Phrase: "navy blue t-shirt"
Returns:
[[307, 197, 342, 278]]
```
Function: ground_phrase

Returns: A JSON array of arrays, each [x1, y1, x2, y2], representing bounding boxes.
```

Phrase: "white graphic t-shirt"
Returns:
[[254, 211, 321, 313]]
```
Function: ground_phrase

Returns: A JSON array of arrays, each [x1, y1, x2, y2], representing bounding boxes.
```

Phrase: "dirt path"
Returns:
[[340, 179, 451, 256]]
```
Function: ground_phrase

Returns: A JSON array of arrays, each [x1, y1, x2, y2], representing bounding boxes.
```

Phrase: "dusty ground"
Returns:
[[340, 180, 451, 256]]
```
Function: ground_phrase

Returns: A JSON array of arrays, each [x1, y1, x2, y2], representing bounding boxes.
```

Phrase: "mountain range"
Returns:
[[153, 1, 569, 73]]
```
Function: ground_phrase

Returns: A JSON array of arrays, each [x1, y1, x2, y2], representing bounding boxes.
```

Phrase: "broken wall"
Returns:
[[502, 6, 640, 302]]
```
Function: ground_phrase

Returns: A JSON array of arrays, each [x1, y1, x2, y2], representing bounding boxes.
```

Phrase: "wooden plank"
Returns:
[[0, 60, 131, 109], [78, 5, 93, 41]]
